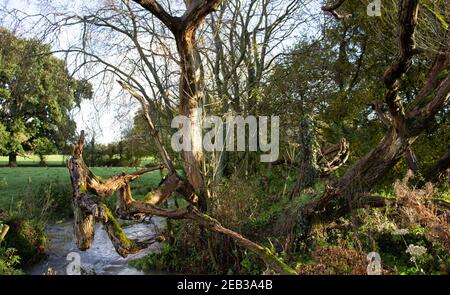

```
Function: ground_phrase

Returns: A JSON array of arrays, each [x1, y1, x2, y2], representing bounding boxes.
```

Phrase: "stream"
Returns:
[[27, 218, 167, 275]]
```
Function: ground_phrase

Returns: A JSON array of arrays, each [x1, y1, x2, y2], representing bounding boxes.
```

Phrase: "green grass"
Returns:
[[0, 167, 164, 210], [0, 154, 69, 166], [0, 154, 158, 167]]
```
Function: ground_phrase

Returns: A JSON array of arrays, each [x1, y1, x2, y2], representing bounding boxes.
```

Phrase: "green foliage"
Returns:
[[129, 243, 181, 272], [2, 217, 47, 267], [129, 219, 215, 274], [0, 247, 24, 275], [0, 123, 8, 155], [32, 138, 57, 163], [240, 251, 266, 275], [1, 177, 72, 223], [0, 28, 92, 161]]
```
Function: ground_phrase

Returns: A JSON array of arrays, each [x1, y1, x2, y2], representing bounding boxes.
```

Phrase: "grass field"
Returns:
[[0, 167, 164, 210], [0, 154, 70, 166], [0, 154, 157, 167]]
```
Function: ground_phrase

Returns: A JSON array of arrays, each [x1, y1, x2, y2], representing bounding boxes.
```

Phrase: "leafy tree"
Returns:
[[32, 137, 56, 166], [121, 108, 179, 166], [0, 28, 92, 167], [0, 123, 7, 155]]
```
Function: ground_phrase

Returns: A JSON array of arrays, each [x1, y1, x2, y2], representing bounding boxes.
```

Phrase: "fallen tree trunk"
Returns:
[[68, 130, 296, 274]]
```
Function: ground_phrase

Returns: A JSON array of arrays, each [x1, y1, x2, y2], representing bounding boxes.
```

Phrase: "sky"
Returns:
[[0, 0, 323, 144], [1, 0, 139, 144]]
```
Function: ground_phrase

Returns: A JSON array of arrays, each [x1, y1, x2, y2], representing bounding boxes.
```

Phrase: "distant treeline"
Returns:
[[0, 153, 156, 168]]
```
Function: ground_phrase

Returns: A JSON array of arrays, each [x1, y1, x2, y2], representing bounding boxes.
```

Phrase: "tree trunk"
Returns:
[[334, 129, 409, 210], [424, 149, 450, 183], [313, 0, 450, 218], [39, 154, 46, 167], [8, 153, 17, 168], [175, 30, 207, 212], [291, 115, 320, 198]]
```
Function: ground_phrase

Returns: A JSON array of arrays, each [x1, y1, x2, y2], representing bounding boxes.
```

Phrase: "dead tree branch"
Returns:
[[68, 131, 296, 274], [274, 138, 350, 178], [321, 0, 351, 20]]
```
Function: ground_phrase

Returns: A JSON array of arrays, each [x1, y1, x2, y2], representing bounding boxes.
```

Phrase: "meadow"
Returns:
[[0, 157, 167, 272], [0, 155, 69, 167], [0, 166, 163, 211]]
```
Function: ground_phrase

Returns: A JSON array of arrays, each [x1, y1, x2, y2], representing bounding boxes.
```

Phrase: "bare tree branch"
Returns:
[[68, 131, 296, 274], [321, 0, 351, 20], [131, 0, 177, 31]]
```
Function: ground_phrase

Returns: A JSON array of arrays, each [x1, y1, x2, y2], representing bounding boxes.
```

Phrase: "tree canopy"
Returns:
[[0, 28, 92, 166]]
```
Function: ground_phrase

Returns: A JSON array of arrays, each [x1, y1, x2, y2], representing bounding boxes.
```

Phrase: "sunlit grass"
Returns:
[[0, 154, 69, 166], [0, 167, 163, 210]]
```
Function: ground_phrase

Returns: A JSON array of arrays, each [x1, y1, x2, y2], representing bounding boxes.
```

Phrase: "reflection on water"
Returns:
[[27, 218, 166, 275]]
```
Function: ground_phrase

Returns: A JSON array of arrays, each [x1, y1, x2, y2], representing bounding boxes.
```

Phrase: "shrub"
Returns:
[[296, 245, 368, 275], [0, 247, 24, 275], [1, 178, 71, 269], [2, 217, 47, 267]]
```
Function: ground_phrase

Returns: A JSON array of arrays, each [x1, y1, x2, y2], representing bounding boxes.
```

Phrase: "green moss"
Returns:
[[79, 183, 87, 193], [101, 204, 132, 249], [263, 247, 297, 275], [144, 192, 154, 203]]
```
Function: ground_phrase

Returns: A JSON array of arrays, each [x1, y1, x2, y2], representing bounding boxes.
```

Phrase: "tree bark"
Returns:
[[38, 154, 46, 167], [404, 147, 418, 172], [174, 29, 207, 211], [8, 153, 17, 168], [334, 129, 409, 210], [68, 129, 296, 274], [309, 0, 450, 218], [424, 148, 450, 184]]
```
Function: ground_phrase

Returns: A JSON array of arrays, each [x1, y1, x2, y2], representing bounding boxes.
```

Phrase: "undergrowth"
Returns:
[[129, 169, 450, 275]]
